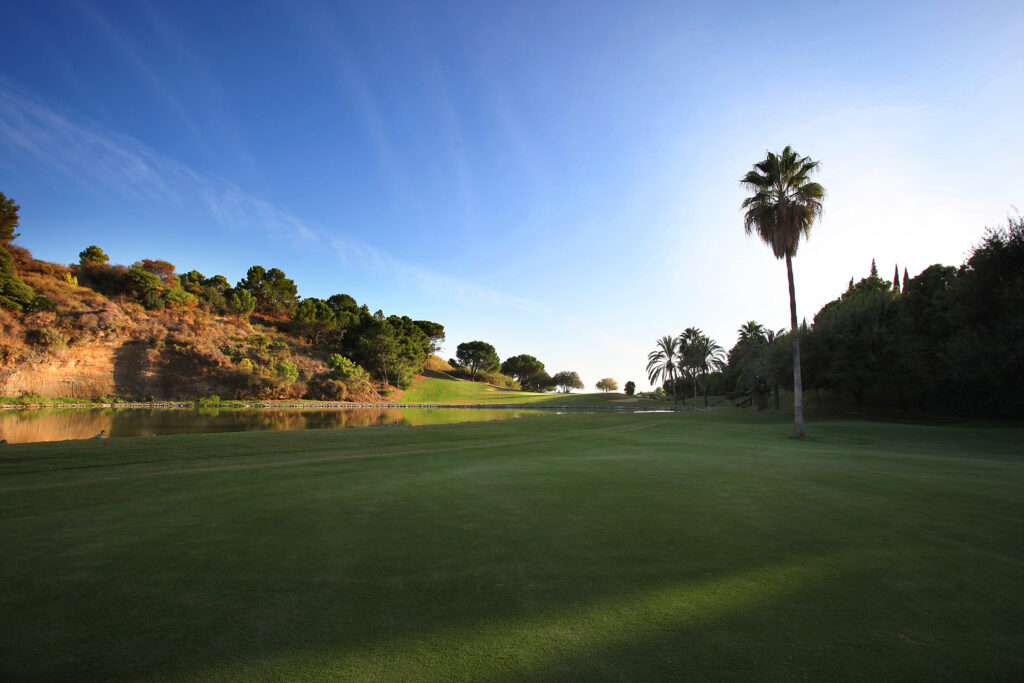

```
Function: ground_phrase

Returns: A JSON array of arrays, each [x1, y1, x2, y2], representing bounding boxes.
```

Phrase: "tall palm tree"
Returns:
[[646, 335, 680, 403], [678, 327, 703, 408], [741, 146, 825, 438]]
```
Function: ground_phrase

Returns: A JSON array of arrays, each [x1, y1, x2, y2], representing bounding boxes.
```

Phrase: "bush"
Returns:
[[327, 354, 369, 382], [275, 359, 299, 384], [237, 358, 254, 375], [26, 295, 56, 312], [25, 327, 68, 348], [141, 290, 165, 311], [163, 287, 197, 309]]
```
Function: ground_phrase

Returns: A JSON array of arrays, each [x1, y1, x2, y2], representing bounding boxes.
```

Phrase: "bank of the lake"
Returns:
[[0, 405, 558, 443]]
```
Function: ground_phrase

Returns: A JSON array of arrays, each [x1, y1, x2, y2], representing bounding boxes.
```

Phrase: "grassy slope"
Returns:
[[400, 370, 666, 406], [1, 412, 1022, 680]]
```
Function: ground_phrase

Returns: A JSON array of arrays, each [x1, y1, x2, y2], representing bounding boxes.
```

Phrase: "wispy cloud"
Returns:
[[0, 86, 545, 313]]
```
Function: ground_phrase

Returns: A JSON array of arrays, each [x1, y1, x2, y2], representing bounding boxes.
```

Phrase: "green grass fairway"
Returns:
[[400, 370, 663, 406], [2, 412, 1022, 680]]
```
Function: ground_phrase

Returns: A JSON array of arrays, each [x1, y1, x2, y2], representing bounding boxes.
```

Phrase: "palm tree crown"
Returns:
[[740, 146, 824, 259]]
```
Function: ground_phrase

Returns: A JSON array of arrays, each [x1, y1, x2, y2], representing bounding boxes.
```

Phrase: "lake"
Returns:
[[0, 406, 551, 444]]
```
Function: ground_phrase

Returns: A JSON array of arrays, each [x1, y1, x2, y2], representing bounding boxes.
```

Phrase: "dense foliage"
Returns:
[[720, 218, 1024, 417]]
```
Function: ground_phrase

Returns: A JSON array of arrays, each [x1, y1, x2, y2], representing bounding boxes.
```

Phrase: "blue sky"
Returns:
[[2, 0, 1022, 389]]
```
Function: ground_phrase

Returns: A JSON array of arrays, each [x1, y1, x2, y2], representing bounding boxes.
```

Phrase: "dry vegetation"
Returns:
[[0, 245, 384, 402]]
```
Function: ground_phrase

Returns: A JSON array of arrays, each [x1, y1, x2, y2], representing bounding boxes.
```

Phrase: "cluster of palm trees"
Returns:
[[646, 328, 726, 408]]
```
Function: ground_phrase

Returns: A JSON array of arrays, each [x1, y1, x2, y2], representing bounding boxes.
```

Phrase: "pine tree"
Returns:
[[902, 267, 910, 292], [893, 264, 901, 293], [870, 258, 878, 277]]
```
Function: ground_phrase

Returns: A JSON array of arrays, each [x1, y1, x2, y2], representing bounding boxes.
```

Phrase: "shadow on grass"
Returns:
[[2, 413, 1023, 680]]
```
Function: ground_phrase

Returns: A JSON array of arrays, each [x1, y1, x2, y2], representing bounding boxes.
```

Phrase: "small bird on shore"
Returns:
[[91, 430, 106, 439]]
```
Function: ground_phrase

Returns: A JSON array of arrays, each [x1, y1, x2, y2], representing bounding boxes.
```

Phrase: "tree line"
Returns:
[[648, 218, 1024, 418], [449, 340, 583, 393]]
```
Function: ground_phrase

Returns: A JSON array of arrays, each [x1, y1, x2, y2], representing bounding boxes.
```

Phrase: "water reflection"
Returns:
[[0, 407, 548, 444]]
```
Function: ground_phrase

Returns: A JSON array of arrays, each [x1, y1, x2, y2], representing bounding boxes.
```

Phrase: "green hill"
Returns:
[[400, 370, 663, 407]]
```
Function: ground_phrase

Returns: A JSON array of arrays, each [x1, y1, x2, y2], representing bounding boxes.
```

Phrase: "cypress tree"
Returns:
[[902, 267, 910, 293], [870, 258, 878, 277], [893, 264, 901, 293]]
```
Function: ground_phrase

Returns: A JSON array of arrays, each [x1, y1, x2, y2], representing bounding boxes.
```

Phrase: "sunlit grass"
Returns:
[[400, 370, 664, 406]]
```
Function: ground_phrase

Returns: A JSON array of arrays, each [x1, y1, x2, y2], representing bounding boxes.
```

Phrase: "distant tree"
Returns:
[[595, 378, 618, 393], [226, 289, 256, 319], [813, 274, 900, 410], [678, 327, 703, 406], [902, 267, 910, 294], [728, 321, 769, 407], [327, 293, 358, 313], [501, 354, 545, 383], [163, 287, 197, 309], [291, 298, 338, 346], [327, 354, 367, 381], [0, 191, 20, 243], [79, 245, 110, 265], [680, 328, 726, 407], [237, 265, 298, 315], [870, 258, 879, 277], [646, 335, 681, 403], [893, 265, 901, 293], [0, 193, 33, 310], [0, 246, 34, 310], [455, 341, 500, 380], [413, 320, 446, 354], [522, 370, 556, 392], [624, 380, 636, 396], [359, 319, 401, 386], [552, 370, 583, 393], [137, 259, 178, 286], [275, 359, 299, 384], [126, 265, 164, 303], [741, 146, 825, 438]]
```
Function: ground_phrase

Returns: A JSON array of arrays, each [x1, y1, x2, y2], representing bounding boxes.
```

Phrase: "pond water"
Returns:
[[0, 406, 550, 444]]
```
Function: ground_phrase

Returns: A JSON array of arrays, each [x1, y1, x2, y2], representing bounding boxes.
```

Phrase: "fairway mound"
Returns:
[[611, 398, 640, 403]]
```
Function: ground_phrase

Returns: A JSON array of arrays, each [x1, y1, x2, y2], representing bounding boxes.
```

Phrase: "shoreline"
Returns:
[[1, 401, 698, 411]]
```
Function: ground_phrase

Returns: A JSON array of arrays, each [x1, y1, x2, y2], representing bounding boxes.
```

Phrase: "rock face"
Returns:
[[0, 343, 124, 399], [0, 341, 228, 399]]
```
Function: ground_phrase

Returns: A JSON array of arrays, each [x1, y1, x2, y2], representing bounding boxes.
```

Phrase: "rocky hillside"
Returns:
[[0, 245, 383, 402]]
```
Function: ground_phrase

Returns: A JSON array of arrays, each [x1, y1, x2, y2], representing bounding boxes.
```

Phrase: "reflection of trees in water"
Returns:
[[0, 407, 547, 443], [0, 410, 113, 443]]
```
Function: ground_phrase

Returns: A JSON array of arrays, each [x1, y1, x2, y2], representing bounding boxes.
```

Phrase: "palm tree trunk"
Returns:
[[786, 253, 805, 438], [703, 370, 709, 408]]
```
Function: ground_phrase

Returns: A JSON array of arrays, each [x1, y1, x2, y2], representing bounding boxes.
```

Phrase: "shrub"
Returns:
[[26, 295, 56, 312], [25, 327, 68, 348], [141, 290, 165, 311], [327, 354, 369, 382], [275, 359, 299, 384], [163, 287, 198, 309], [268, 340, 290, 358], [237, 358, 255, 375]]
